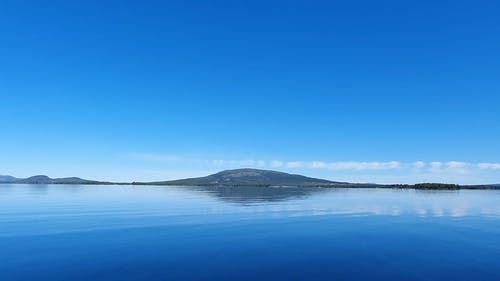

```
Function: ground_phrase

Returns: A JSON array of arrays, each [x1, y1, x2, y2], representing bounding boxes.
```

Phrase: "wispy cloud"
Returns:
[[270, 160, 284, 168], [447, 161, 467, 169], [478, 163, 500, 170], [429, 161, 469, 174], [127, 153, 500, 175], [286, 161, 304, 168], [285, 161, 401, 170], [413, 161, 425, 168]]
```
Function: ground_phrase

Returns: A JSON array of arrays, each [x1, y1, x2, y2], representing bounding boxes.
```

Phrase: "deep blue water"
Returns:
[[1, 185, 499, 281]]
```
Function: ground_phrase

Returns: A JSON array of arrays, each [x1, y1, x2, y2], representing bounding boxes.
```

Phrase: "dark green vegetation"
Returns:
[[391, 183, 460, 190], [2, 169, 499, 189], [390, 183, 500, 190]]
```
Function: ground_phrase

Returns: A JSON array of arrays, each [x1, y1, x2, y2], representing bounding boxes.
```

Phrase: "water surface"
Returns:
[[1, 184, 499, 280]]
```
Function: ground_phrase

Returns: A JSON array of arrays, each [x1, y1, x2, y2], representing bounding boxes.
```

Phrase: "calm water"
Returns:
[[1, 185, 500, 281]]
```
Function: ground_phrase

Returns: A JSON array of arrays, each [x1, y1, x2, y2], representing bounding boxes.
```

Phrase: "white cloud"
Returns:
[[326, 161, 400, 170], [430, 162, 443, 169], [428, 161, 470, 174], [478, 163, 500, 170], [213, 159, 476, 173], [286, 161, 304, 168], [446, 161, 467, 169], [283, 161, 401, 170], [413, 161, 425, 168], [311, 161, 328, 169], [270, 160, 283, 168]]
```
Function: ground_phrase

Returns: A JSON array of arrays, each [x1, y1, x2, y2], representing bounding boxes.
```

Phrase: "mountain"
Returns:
[[143, 168, 345, 187], [0, 175, 102, 184], [0, 175, 20, 182]]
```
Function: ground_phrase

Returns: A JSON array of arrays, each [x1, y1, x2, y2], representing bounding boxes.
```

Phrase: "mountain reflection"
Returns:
[[185, 186, 333, 203]]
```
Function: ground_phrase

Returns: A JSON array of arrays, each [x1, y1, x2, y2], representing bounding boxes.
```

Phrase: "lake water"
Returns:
[[1, 184, 499, 281]]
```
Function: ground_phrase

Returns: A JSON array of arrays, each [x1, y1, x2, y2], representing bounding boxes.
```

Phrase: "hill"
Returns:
[[0, 175, 104, 184], [141, 168, 344, 187], [0, 175, 20, 182], [1, 171, 498, 189]]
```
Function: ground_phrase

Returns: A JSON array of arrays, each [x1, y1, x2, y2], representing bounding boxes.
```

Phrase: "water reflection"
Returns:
[[1, 184, 500, 281], [1, 185, 500, 221], [414, 189, 460, 195], [178, 186, 500, 218], [186, 186, 332, 203]]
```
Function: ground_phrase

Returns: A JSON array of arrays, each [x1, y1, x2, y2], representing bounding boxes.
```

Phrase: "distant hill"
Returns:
[[0, 175, 20, 182], [141, 168, 345, 187], [0, 175, 104, 184], [1, 170, 498, 189]]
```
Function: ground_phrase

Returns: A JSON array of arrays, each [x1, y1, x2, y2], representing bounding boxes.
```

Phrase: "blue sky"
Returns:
[[1, 0, 499, 184]]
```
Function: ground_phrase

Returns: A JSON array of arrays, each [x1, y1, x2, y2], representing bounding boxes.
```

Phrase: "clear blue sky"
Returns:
[[1, 0, 499, 184]]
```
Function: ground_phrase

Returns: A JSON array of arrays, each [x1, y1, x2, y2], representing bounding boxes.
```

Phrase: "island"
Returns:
[[1, 169, 498, 189]]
